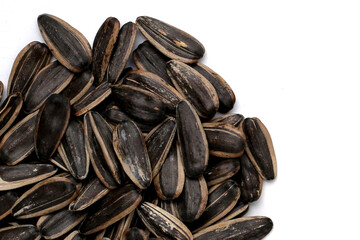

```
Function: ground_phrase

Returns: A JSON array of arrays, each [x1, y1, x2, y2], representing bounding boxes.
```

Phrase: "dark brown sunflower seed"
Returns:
[[193, 217, 273, 240], [37, 14, 92, 72], [176, 100, 208, 177], [0, 163, 57, 191], [192, 63, 235, 113], [133, 41, 173, 86], [106, 22, 137, 83], [80, 184, 142, 235], [145, 117, 177, 177], [192, 180, 240, 232], [50, 151, 69, 172], [24, 61, 74, 113], [202, 123, 245, 158], [112, 84, 166, 124], [64, 231, 85, 240], [93, 17, 120, 84], [204, 158, 240, 186], [137, 202, 193, 240], [0, 225, 41, 240], [84, 111, 122, 187], [0, 92, 23, 137], [73, 82, 111, 116], [34, 94, 70, 161], [61, 70, 94, 105], [136, 16, 205, 63], [167, 60, 219, 119], [123, 70, 183, 113], [37, 209, 87, 239], [219, 201, 249, 223], [12, 176, 77, 219], [113, 120, 152, 189], [124, 228, 147, 240], [0, 191, 18, 221], [241, 117, 277, 180], [69, 176, 109, 211], [157, 199, 178, 217], [7, 41, 51, 96], [58, 119, 89, 180], [0, 111, 38, 165], [210, 113, 244, 128], [154, 140, 184, 200]]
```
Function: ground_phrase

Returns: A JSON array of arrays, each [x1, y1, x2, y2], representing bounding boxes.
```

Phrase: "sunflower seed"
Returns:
[[204, 158, 240, 186], [219, 201, 249, 223], [0, 92, 23, 137], [0, 111, 38, 165], [113, 120, 152, 189], [58, 120, 89, 180], [112, 84, 166, 125], [137, 202, 193, 240], [241, 117, 277, 180], [34, 94, 70, 161], [157, 199, 178, 217], [12, 176, 77, 219], [210, 113, 244, 128], [0, 225, 41, 240], [64, 231, 85, 240], [37, 14, 92, 72], [93, 17, 120, 84], [167, 60, 219, 119], [106, 22, 137, 83], [125, 228, 148, 240], [0, 164, 57, 191], [193, 217, 273, 240], [7, 41, 51, 96], [112, 211, 135, 240], [79, 184, 142, 235], [136, 16, 204, 63], [176, 100, 208, 177], [0, 191, 18, 221], [24, 61, 74, 113], [154, 140, 184, 200], [61, 70, 94, 105]]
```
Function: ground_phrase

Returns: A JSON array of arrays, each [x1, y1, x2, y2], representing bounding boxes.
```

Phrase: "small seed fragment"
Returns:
[[61, 70, 94, 105], [0, 92, 23, 137], [0, 225, 40, 240], [0, 191, 18, 221]]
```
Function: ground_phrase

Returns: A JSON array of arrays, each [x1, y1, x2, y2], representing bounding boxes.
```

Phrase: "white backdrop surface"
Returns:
[[1, 1, 360, 239]]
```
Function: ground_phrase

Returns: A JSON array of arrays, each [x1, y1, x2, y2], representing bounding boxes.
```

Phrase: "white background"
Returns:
[[1, 1, 360, 239]]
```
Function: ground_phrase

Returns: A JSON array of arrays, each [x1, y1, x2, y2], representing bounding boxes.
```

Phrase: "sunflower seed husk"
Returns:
[[241, 117, 277, 180], [50, 151, 69, 172], [203, 123, 245, 158], [34, 94, 70, 161], [123, 70, 183, 113], [73, 82, 111, 116], [61, 70, 94, 105], [176, 100, 208, 177], [69, 176, 109, 211], [24, 61, 74, 113], [79, 184, 142, 235], [154, 140, 184, 200], [204, 158, 240, 186], [133, 41, 172, 86], [112, 210, 135, 240], [93, 17, 120, 84], [137, 202, 193, 240], [192, 180, 240, 233], [219, 201, 249, 223], [113, 120, 152, 189], [0, 92, 23, 137], [7, 41, 51, 96], [64, 231, 85, 240], [210, 113, 244, 128], [37, 14, 92, 72], [112, 85, 166, 125], [58, 120, 89, 180], [145, 117, 177, 177], [84, 111, 122, 186], [0, 191, 18, 221], [0, 111, 38, 165], [192, 63, 235, 113], [106, 22, 137, 83], [193, 217, 273, 240], [136, 16, 204, 63], [167, 60, 219, 119], [0, 225, 41, 240], [0, 164, 57, 191], [12, 176, 77, 219]]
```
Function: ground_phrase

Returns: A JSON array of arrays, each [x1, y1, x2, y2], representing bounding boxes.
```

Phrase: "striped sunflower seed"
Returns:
[[210, 113, 244, 128], [0, 225, 41, 240], [0, 191, 18, 221], [125, 228, 148, 240], [219, 201, 249, 223], [61, 70, 94, 105], [157, 199, 178, 217], [7, 41, 51, 96], [111, 211, 135, 240], [0, 92, 23, 137], [64, 231, 85, 240], [34, 94, 70, 161], [136, 16, 205, 63], [204, 158, 241, 186], [37, 14, 92, 72]]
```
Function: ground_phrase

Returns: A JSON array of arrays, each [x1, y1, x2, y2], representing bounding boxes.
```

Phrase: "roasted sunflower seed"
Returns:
[[50, 151, 69, 172], [125, 228, 148, 240], [61, 70, 94, 105], [0, 92, 23, 137], [0, 225, 41, 240], [219, 201, 249, 223], [0, 191, 18, 221], [204, 158, 240, 186], [210, 113, 244, 128], [64, 231, 85, 240]]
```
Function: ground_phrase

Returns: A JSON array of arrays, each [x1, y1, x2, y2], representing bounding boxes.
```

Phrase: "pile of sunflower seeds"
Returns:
[[0, 14, 277, 240]]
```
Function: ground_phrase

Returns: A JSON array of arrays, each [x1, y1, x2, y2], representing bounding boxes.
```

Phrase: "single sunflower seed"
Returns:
[[210, 113, 244, 128], [0, 225, 41, 240], [61, 70, 94, 105], [204, 158, 241, 186]]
